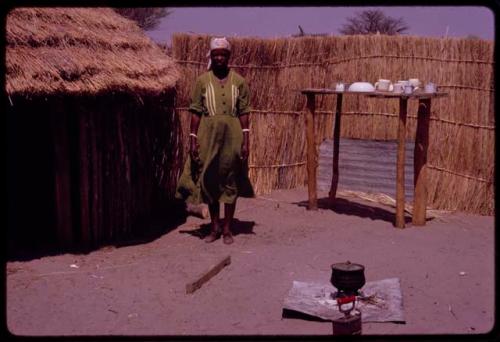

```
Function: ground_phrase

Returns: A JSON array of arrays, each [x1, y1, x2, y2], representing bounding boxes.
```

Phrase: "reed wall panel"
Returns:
[[172, 33, 494, 215]]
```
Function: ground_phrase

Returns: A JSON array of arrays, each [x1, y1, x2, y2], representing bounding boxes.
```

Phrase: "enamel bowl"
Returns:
[[348, 82, 375, 92]]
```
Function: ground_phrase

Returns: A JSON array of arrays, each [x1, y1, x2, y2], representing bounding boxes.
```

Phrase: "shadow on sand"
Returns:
[[113, 211, 188, 248], [294, 197, 434, 225], [8, 200, 189, 261], [281, 308, 329, 322], [179, 218, 256, 240]]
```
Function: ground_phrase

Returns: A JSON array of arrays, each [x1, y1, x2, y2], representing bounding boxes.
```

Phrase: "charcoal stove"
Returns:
[[330, 261, 365, 335]]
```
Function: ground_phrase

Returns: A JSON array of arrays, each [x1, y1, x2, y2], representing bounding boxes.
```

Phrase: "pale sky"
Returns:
[[146, 6, 495, 44]]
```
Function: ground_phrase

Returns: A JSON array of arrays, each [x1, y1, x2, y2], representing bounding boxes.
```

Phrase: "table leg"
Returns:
[[413, 99, 431, 225], [329, 93, 343, 204], [395, 98, 408, 228], [306, 94, 318, 210]]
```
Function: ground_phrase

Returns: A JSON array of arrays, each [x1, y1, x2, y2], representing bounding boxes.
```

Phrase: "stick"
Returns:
[[448, 304, 458, 319], [186, 255, 231, 294]]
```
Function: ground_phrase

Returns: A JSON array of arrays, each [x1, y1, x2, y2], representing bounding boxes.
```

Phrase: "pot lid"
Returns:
[[331, 261, 365, 272]]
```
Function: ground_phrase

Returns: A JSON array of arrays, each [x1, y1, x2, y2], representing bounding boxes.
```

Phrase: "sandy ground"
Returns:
[[6, 187, 495, 337]]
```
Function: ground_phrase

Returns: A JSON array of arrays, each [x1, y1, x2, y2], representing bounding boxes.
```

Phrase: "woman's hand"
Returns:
[[190, 136, 201, 163], [241, 134, 249, 161]]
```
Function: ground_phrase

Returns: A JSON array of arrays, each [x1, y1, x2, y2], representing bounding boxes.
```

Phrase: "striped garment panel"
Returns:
[[205, 82, 216, 116], [231, 84, 239, 115]]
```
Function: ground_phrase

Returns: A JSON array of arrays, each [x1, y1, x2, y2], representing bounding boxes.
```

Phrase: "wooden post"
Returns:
[[96, 105, 104, 242], [395, 98, 408, 228], [413, 98, 431, 226], [305, 93, 318, 210], [89, 111, 100, 245], [329, 93, 343, 204], [78, 111, 91, 248], [50, 101, 73, 249]]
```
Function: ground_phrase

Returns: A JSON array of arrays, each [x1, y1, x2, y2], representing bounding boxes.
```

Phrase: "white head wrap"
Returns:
[[210, 37, 231, 51], [206, 37, 231, 70]]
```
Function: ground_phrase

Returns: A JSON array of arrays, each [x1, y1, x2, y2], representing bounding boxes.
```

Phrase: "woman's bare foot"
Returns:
[[204, 221, 221, 243], [223, 233, 233, 244], [222, 219, 233, 244]]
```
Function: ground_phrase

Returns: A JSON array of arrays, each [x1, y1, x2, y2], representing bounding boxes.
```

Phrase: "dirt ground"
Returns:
[[6, 187, 495, 337]]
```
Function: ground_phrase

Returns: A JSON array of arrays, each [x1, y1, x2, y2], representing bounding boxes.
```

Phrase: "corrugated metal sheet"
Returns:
[[318, 138, 415, 201]]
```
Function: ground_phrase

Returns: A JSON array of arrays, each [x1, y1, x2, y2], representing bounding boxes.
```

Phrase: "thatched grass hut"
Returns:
[[6, 8, 181, 257]]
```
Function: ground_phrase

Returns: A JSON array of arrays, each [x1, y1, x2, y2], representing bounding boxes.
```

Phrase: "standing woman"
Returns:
[[176, 37, 254, 244]]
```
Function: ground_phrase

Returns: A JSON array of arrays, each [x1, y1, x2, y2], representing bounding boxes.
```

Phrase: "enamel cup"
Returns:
[[393, 82, 404, 93], [408, 78, 421, 90], [424, 82, 437, 93], [404, 84, 413, 94], [375, 79, 393, 92]]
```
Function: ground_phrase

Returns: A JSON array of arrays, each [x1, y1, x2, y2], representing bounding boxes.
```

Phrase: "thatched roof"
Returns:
[[6, 7, 180, 96]]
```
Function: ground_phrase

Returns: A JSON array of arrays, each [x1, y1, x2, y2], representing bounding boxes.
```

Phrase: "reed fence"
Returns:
[[172, 33, 494, 215]]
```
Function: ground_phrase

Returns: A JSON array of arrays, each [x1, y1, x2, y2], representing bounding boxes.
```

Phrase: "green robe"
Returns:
[[175, 70, 254, 205]]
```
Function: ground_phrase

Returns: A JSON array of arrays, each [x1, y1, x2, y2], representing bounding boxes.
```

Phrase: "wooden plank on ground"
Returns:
[[186, 255, 231, 294]]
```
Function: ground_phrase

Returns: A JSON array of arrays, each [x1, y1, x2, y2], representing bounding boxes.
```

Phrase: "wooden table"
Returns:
[[301, 88, 448, 228]]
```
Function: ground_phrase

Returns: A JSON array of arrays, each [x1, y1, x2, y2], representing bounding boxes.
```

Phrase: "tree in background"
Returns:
[[292, 25, 328, 37], [114, 8, 171, 31], [339, 9, 409, 35]]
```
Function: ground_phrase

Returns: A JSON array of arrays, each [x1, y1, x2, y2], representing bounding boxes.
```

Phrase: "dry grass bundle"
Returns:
[[172, 33, 494, 215], [6, 8, 180, 95], [337, 190, 452, 219]]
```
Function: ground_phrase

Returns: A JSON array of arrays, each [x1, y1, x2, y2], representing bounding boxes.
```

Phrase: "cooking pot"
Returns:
[[330, 261, 365, 294]]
